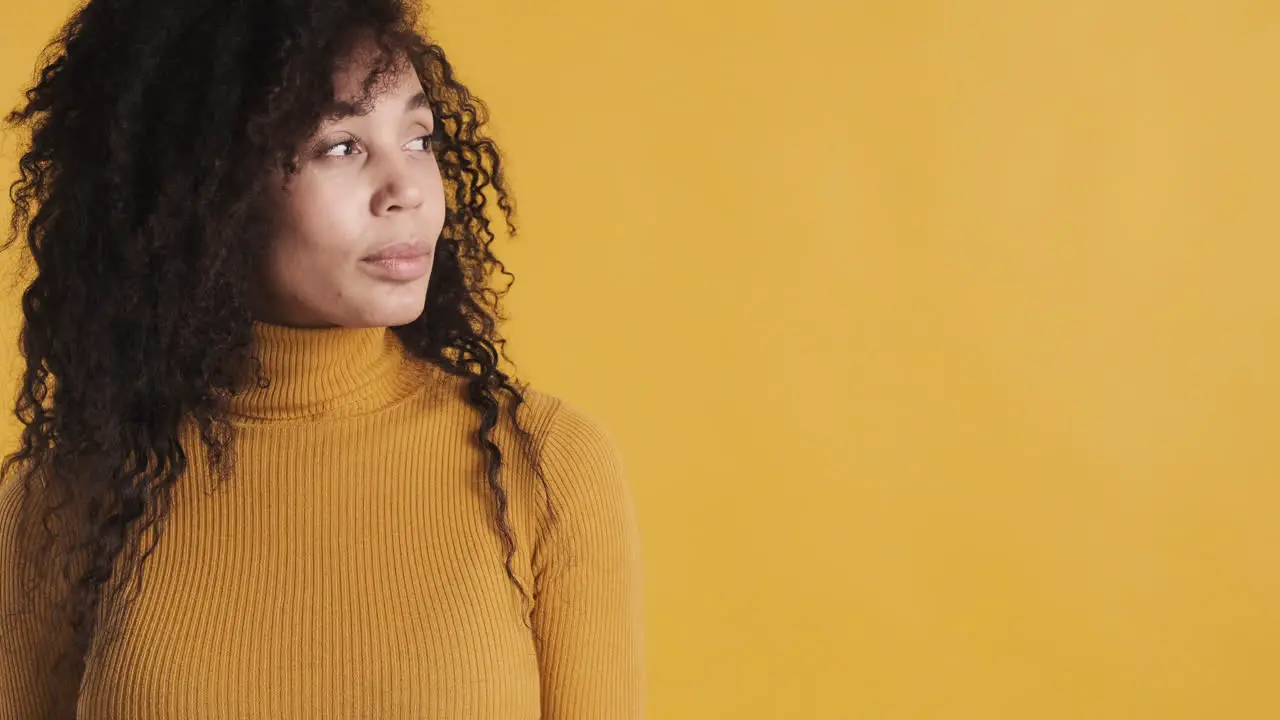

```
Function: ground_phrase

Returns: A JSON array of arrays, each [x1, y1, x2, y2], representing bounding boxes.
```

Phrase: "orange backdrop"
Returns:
[[3, 1, 1278, 718]]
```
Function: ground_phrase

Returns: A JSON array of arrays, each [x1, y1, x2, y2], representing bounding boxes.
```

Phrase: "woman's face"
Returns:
[[253, 47, 446, 328]]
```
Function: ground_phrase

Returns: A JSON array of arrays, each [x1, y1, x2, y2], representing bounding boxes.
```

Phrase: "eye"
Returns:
[[406, 133, 434, 152], [323, 139, 359, 158]]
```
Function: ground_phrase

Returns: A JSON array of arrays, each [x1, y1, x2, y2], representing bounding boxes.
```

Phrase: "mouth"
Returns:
[[360, 241, 434, 282], [362, 240, 433, 262]]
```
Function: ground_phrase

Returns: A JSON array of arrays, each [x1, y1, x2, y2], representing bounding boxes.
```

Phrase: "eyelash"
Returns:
[[321, 131, 437, 158]]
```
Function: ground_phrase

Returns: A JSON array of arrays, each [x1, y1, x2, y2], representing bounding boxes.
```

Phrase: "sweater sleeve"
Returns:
[[0, 479, 57, 718], [530, 400, 646, 719]]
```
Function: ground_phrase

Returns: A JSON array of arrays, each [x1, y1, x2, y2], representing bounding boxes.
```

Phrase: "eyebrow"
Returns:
[[326, 91, 432, 120]]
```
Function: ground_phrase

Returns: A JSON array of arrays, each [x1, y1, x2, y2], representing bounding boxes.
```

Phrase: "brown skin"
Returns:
[[253, 44, 447, 329]]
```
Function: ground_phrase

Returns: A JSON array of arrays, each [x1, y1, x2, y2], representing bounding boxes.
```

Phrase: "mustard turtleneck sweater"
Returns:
[[0, 323, 645, 718]]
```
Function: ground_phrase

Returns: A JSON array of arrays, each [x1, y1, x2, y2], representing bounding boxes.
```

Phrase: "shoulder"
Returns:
[[516, 388, 626, 487], [421, 369, 630, 502], [0, 474, 22, 564], [513, 389, 637, 548], [0, 468, 43, 559]]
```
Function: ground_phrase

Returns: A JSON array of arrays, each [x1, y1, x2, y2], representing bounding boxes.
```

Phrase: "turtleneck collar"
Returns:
[[227, 322, 429, 422]]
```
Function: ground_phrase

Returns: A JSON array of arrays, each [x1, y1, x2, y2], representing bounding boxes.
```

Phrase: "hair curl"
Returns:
[[2, 0, 540, 712]]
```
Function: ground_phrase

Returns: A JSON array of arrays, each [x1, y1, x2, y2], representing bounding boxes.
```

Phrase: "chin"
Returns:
[[343, 292, 428, 328], [367, 302, 427, 328]]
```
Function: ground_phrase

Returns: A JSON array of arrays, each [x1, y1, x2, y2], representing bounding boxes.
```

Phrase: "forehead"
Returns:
[[330, 43, 423, 112]]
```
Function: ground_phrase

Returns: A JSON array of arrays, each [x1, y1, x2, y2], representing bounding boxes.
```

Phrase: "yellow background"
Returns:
[[4, 1, 1278, 718]]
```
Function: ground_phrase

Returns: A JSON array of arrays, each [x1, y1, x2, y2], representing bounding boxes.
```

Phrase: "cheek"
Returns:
[[274, 179, 366, 261], [423, 161, 447, 234]]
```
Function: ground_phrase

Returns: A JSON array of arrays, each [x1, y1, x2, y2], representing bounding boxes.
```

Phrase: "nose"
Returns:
[[370, 153, 424, 215]]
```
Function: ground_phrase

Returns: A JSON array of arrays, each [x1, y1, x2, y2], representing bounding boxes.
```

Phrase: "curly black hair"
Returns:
[[2, 0, 541, 712]]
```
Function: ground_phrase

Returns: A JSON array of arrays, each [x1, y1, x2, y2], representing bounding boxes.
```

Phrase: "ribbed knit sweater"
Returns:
[[0, 322, 645, 718]]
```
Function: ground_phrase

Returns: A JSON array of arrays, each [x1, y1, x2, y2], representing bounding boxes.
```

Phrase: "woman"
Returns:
[[0, 0, 645, 717]]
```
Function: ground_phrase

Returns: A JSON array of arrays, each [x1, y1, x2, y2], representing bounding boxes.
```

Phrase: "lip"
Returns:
[[362, 240, 433, 261], [361, 241, 433, 281]]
